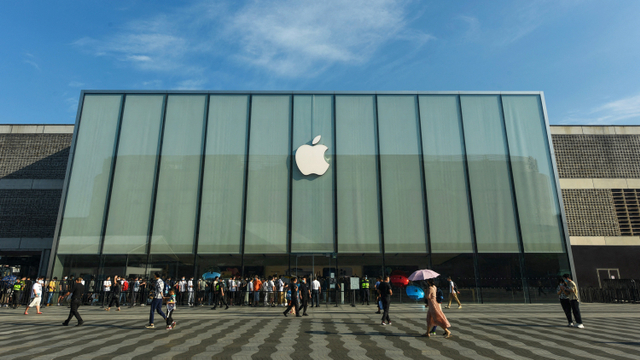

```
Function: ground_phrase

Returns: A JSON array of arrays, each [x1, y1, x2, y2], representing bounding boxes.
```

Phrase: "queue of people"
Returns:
[[2, 271, 585, 338]]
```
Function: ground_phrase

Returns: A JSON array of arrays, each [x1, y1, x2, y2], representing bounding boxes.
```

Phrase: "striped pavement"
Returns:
[[0, 303, 638, 359]]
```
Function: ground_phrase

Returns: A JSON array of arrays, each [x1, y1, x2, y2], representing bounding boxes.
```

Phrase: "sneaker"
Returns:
[[576, 324, 584, 329], [381, 322, 387, 326], [171, 321, 176, 328], [145, 324, 155, 329], [567, 322, 574, 327], [387, 322, 392, 326], [457, 305, 462, 309], [429, 331, 436, 336], [444, 306, 450, 309], [166, 326, 172, 330]]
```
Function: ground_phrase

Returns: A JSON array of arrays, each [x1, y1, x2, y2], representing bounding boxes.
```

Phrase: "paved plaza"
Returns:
[[0, 302, 638, 359]]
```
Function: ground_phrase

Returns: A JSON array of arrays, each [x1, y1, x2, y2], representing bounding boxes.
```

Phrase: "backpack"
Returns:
[[436, 288, 444, 303], [122, 281, 129, 291]]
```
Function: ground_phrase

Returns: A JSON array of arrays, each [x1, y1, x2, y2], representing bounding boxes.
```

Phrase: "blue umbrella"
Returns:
[[202, 272, 221, 280], [406, 285, 424, 300]]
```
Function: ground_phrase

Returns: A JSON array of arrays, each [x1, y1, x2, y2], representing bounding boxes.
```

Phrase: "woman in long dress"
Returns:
[[424, 279, 452, 338]]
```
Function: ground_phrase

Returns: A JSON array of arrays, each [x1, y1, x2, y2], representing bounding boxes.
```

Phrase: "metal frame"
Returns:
[[413, 95, 433, 266], [48, 90, 574, 301], [498, 95, 531, 303], [539, 93, 577, 282], [373, 95, 386, 270], [192, 95, 211, 279], [456, 95, 484, 303]]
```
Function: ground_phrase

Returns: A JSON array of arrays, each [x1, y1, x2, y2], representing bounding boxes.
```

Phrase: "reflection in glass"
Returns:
[[103, 95, 164, 254], [460, 95, 520, 253], [58, 95, 122, 254], [244, 95, 291, 254], [150, 95, 206, 254], [291, 95, 334, 253], [419, 95, 474, 253], [502, 95, 565, 253], [336, 95, 381, 253], [198, 95, 250, 254], [377, 95, 428, 253]]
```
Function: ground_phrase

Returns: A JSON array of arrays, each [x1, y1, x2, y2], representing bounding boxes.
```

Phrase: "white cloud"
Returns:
[[24, 59, 40, 70], [72, 0, 430, 78], [561, 93, 640, 125], [175, 79, 207, 90]]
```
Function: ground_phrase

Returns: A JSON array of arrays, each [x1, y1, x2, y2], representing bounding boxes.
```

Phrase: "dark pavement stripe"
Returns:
[[291, 315, 314, 359], [342, 319, 393, 360], [451, 318, 552, 360], [215, 318, 267, 358]]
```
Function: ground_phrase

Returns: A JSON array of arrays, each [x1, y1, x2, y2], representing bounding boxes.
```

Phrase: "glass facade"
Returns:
[[52, 91, 571, 303]]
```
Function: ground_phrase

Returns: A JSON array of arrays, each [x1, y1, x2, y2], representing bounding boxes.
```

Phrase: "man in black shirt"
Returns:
[[377, 276, 393, 326], [283, 277, 301, 317], [62, 277, 85, 326], [299, 278, 311, 316]]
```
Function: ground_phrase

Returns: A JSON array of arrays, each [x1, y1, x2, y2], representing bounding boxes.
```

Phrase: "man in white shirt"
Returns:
[[187, 277, 194, 306], [311, 277, 321, 307], [445, 276, 462, 309], [229, 277, 237, 306], [178, 277, 187, 305], [264, 277, 273, 306], [102, 277, 112, 308], [25, 277, 43, 315], [248, 279, 254, 306], [277, 276, 285, 306]]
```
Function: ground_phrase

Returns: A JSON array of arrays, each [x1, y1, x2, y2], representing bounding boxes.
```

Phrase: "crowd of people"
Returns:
[[1, 272, 584, 336]]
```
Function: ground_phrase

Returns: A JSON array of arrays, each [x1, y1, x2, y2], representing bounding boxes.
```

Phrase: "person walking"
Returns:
[[102, 276, 112, 308], [177, 277, 187, 305], [299, 277, 310, 316], [106, 276, 121, 311], [283, 277, 301, 317], [562, 274, 584, 328], [24, 277, 43, 315], [62, 277, 85, 326], [311, 277, 321, 307], [361, 275, 370, 305], [165, 289, 177, 330], [211, 276, 229, 310], [146, 272, 167, 329], [378, 276, 392, 325], [424, 279, 452, 338], [444, 276, 462, 309], [374, 277, 382, 314]]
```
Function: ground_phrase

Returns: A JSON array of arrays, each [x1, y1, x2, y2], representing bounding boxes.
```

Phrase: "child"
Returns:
[[165, 289, 177, 330]]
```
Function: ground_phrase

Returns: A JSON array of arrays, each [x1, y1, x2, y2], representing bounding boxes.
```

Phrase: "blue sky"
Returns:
[[1, 0, 640, 125]]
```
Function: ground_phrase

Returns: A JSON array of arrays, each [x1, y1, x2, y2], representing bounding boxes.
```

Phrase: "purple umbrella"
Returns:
[[408, 269, 440, 281]]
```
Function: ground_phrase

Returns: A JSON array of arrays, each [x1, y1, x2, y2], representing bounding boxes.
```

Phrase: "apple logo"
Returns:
[[295, 135, 329, 176]]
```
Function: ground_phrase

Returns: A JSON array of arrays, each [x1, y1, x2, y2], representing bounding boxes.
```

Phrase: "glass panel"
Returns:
[[244, 95, 291, 254], [291, 95, 334, 253], [150, 95, 206, 254], [58, 95, 122, 254], [419, 95, 474, 253], [502, 95, 565, 253], [335, 95, 381, 253], [524, 253, 570, 303], [377, 95, 427, 253], [103, 95, 164, 254], [198, 95, 250, 254], [460, 95, 520, 253], [477, 253, 524, 303], [431, 253, 478, 303]]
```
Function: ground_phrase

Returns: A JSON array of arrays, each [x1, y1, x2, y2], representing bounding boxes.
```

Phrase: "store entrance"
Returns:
[[291, 253, 336, 280]]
